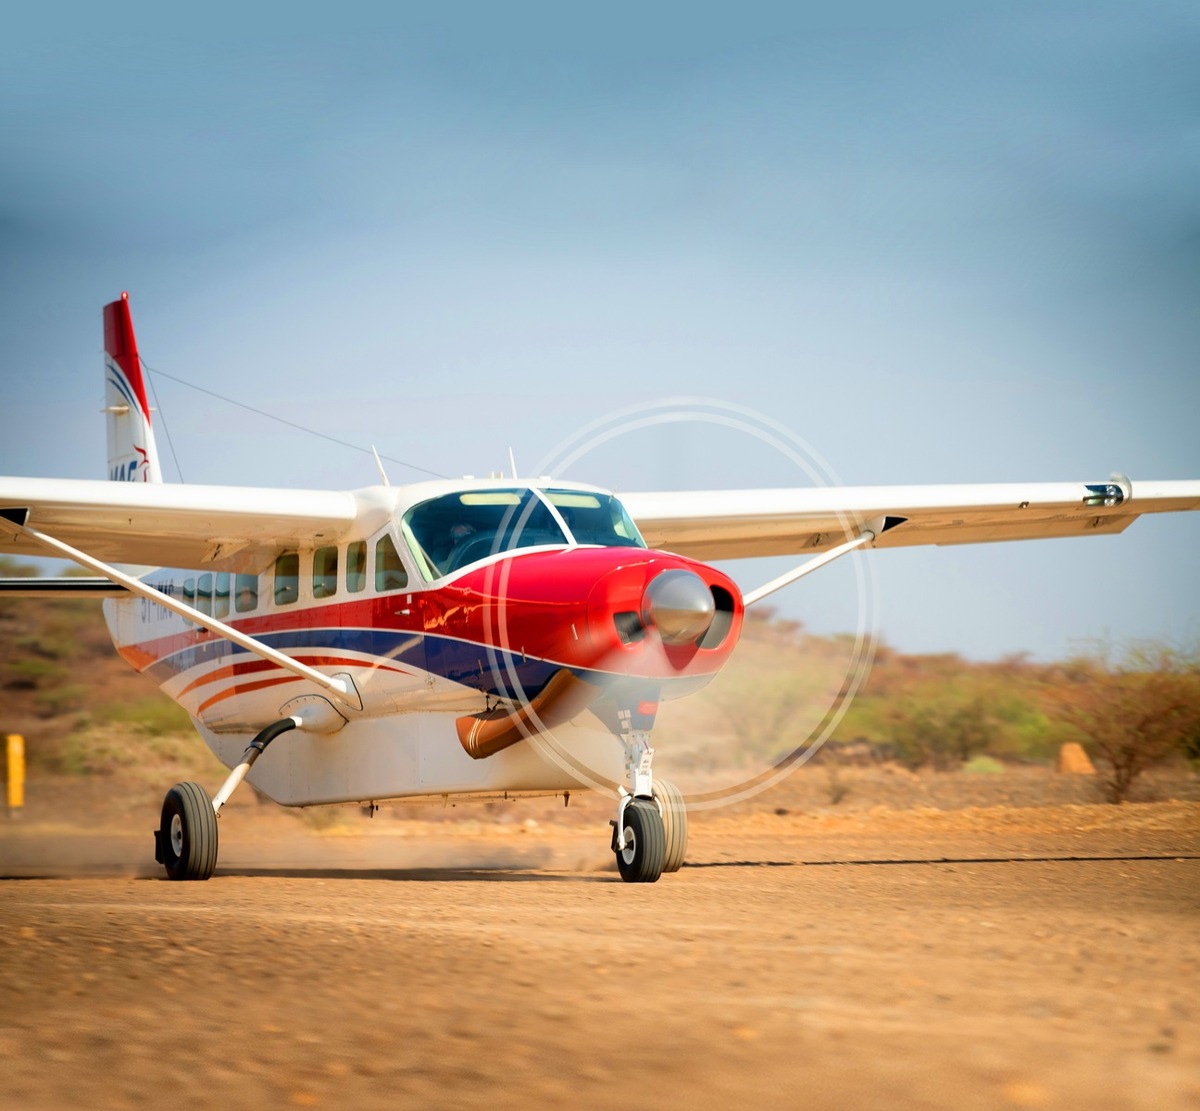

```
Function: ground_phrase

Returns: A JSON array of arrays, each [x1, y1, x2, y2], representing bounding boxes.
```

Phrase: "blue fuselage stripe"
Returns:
[[145, 626, 570, 700]]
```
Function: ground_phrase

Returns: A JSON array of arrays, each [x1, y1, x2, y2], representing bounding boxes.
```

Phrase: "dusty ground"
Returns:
[[1, 769, 1198, 1110]]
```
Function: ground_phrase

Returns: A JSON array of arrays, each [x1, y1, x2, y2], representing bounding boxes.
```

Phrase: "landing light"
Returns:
[[1083, 484, 1124, 508]]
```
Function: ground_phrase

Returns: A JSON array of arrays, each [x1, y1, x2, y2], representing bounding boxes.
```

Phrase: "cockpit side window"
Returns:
[[346, 541, 367, 593], [375, 534, 408, 592]]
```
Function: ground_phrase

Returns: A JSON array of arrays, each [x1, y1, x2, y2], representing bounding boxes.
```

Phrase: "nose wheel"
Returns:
[[613, 797, 665, 883], [610, 728, 688, 883]]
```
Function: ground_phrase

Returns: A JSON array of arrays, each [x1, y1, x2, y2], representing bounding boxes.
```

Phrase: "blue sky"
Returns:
[[2, 1, 1197, 660]]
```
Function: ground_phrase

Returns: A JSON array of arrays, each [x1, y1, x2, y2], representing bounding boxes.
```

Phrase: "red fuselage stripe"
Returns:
[[196, 675, 303, 715], [174, 654, 407, 698]]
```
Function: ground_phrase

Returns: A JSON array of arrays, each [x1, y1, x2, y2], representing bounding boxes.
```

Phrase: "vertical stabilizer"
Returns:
[[103, 292, 163, 483]]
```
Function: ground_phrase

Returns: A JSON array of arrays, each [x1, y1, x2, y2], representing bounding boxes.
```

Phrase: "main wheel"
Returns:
[[654, 777, 688, 873], [615, 798, 665, 884], [158, 782, 218, 881]]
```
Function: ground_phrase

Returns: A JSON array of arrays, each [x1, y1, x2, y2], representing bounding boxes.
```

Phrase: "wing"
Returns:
[[0, 476, 389, 571], [621, 477, 1200, 561]]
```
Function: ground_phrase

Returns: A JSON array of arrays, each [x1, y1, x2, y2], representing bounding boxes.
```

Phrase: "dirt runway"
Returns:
[[2, 798, 1199, 1110]]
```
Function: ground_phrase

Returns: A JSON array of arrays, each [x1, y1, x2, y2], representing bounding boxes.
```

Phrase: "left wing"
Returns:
[[621, 477, 1200, 561], [0, 476, 389, 572]]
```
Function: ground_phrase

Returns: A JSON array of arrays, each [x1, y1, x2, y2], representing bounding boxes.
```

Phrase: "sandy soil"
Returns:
[[1, 772, 1198, 1111]]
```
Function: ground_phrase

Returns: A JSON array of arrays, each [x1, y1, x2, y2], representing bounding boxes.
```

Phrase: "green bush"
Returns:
[[92, 697, 193, 736], [5, 657, 68, 690], [963, 754, 1005, 775], [888, 697, 1000, 770], [13, 633, 80, 661], [34, 683, 90, 717], [61, 723, 219, 781]]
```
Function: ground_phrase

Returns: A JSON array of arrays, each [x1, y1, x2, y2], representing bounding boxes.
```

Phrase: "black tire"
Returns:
[[159, 782, 218, 881], [654, 777, 688, 873], [615, 798, 665, 884]]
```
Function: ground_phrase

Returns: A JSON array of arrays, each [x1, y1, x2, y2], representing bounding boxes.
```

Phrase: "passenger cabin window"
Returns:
[[375, 534, 408, 592], [346, 541, 367, 593], [234, 573, 258, 613], [274, 552, 299, 606], [213, 573, 230, 619], [197, 573, 212, 616], [313, 546, 338, 599]]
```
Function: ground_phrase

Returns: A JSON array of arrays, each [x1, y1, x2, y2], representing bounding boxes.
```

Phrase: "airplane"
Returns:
[[1, 293, 1198, 883]]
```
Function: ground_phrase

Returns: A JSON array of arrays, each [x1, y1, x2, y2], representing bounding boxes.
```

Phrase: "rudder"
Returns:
[[103, 292, 162, 483]]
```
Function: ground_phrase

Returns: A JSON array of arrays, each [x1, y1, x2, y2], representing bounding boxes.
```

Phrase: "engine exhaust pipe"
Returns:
[[456, 669, 597, 759]]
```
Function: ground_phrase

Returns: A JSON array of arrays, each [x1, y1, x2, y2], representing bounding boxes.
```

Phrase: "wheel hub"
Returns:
[[620, 825, 637, 865], [170, 813, 183, 857]]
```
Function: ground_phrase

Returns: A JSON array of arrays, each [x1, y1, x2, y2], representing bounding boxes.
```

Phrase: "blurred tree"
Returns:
[[1052, 642, 1200, 803], [888, 696, 999, 770]]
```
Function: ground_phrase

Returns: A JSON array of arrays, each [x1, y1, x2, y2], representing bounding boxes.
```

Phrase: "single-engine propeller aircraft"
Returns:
[[2, 294, 1198, 882]]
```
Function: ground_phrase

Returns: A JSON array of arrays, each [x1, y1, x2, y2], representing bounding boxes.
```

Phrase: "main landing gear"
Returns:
[[153, 717, 297, 881], [157, 781, 219, 881], [610, 731, 689, 883], [154, 716, 690, 884]]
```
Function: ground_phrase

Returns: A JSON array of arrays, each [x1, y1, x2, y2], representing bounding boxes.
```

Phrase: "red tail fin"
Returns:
[[103, 292, 162, 482], [103, 292, 152, 421]]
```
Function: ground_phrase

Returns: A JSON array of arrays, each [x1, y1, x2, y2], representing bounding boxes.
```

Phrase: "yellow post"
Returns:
[[6, 734, 24, 813]]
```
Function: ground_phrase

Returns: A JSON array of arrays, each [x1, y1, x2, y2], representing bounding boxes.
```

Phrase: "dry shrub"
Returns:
[[1051, 642, 1200, 803]]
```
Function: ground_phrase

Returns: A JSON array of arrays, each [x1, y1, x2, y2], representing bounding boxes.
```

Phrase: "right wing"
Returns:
[[621, 477, 1200, 562]]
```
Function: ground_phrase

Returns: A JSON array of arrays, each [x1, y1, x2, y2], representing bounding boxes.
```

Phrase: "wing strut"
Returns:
[[742, 527, 877, 607], [7, 519, 359, 708]]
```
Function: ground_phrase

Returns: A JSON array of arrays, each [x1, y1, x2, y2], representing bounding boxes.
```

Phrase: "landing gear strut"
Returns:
[[154, 717, 297, 881], [610, 729, 691, 883]]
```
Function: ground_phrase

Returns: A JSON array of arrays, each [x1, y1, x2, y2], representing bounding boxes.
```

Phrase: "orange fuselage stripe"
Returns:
[[196, 675, 303, 715]]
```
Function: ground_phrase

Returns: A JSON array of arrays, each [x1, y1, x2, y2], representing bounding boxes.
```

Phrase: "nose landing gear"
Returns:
[[610, 731, 689, 882]]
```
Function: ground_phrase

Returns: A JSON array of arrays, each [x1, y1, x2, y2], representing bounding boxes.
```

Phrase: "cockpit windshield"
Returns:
[[402, 489, 569, 580], [401, 487, 647, 580], [542, 489, 646, 549]]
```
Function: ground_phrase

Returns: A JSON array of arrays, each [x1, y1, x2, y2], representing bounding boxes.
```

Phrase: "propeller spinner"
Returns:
[[640, 568, 717, 645]]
